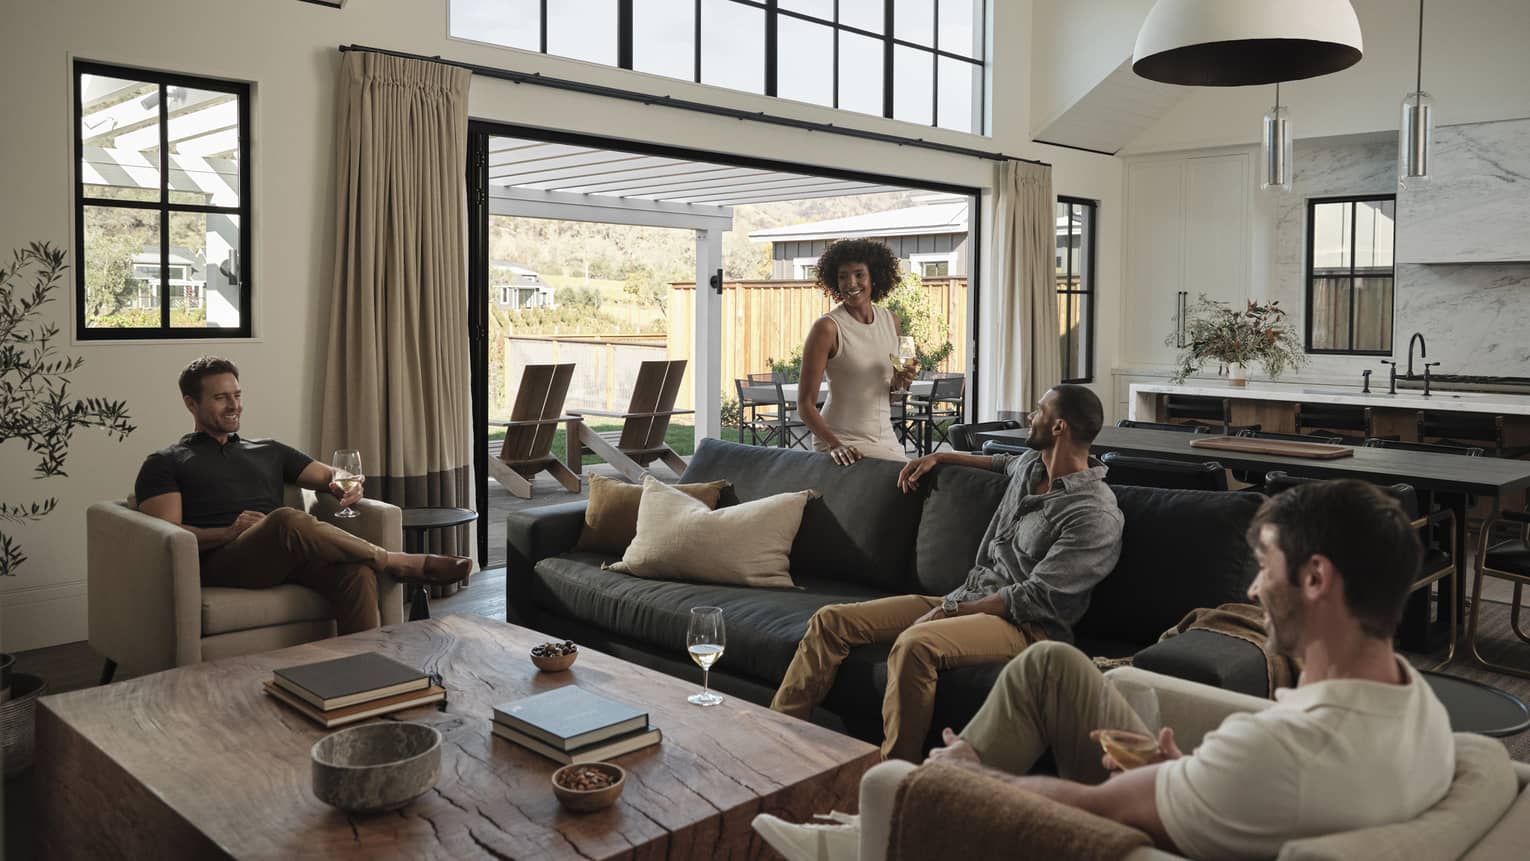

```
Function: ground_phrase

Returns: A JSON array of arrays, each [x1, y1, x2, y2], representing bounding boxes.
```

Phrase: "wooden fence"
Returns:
[[667, 278, 968, 410]]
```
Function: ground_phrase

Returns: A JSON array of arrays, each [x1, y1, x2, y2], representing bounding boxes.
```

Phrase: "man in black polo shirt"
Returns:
[[135, 356, 471, 633]]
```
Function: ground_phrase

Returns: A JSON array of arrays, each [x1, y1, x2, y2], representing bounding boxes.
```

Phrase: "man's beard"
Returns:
[[1024, 425, 1053, 451], [1263, 589, 1303, 656]]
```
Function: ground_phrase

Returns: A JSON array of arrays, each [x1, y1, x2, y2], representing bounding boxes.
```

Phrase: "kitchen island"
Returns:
[[1128, 380, 1530, 449]]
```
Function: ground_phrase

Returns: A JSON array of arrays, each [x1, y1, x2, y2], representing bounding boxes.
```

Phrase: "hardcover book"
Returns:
[[262, 680, 445, 728], [492, 686, 648, 751], [272, 653, 429, 710], [490, 721, 662, 765]]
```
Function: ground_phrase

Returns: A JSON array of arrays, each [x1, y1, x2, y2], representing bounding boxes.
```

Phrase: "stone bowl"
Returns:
[[551, 762, 625, 813], [311, 721, 442, 814]]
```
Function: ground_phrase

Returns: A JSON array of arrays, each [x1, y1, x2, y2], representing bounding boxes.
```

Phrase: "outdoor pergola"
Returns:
[[486, 134, 922, 438]]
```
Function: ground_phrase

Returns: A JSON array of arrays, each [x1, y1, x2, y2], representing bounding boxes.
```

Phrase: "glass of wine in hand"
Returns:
[[331, 449, 363, 519], [889, 335, 918, 393], [686, 606, 726, 707]]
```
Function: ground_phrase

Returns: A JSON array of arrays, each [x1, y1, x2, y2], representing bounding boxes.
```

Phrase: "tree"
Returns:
[[884, 272, 954, 370], [622, 264, 670, 321], [1, 243, 136, 574]]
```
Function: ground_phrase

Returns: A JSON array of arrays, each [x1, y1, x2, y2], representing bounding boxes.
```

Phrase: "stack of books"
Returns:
[[262, 653, 445, 727], [492, 686, 661, 764]]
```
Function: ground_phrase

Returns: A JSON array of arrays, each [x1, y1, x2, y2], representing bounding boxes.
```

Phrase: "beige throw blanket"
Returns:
[[1159, 602, 1301, 696], [887, 763, 1151, 861]]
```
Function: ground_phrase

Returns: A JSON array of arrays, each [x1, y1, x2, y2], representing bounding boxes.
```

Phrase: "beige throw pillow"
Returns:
[[574, 474, 731, 555], [608, 476, 814, 588]]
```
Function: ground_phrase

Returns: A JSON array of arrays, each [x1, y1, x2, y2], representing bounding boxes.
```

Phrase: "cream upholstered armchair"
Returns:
[[87, 487, 404, 681], [857, 667, 1530, 861]]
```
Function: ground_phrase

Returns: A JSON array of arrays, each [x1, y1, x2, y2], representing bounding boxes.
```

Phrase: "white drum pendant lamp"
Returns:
[[1133, 0, 1363, 86], [1399, 0, 1433, 188], [1261, 84, 1293, 192]]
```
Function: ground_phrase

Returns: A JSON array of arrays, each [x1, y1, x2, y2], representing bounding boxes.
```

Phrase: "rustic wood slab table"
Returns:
[[34, 615, 877, 859]]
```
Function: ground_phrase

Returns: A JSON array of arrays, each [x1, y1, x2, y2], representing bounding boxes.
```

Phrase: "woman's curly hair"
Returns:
[[814, 238, 901, 302]]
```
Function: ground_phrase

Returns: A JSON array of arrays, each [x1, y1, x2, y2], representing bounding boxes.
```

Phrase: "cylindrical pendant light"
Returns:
[[1132, 0, 1363, 86], [1399, 0, 1433, 188], [1261, 84, 1293, 192]]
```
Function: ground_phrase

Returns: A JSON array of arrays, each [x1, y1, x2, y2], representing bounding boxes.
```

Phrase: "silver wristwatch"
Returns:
[[941, 596, 959, 615]]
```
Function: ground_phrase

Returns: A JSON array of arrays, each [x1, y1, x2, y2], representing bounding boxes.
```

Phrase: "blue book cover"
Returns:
[[493, 686, 648, 751]]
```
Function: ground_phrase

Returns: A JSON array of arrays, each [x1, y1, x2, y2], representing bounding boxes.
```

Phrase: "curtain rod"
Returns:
[[338, 44, 1049, 168]]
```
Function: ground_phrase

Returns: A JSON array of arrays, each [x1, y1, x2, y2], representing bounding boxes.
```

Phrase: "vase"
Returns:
[[1228, 363, 1248, 386]]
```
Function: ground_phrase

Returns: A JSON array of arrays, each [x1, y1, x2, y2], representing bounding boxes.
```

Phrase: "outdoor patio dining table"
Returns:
[[755, 381, 936, 451]]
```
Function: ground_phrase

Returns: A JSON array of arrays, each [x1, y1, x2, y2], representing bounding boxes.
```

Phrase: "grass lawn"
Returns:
[[489, 423, 743, 466]]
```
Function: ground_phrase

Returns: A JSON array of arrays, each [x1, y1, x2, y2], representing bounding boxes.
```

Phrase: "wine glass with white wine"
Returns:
[[686, 606, 725, 707], [889, 335, 918, 393], [331, 449, 363, 519]]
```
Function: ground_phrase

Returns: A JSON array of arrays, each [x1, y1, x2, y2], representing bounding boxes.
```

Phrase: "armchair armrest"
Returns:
[[87, 501, 204, 674], [505, 501, 588, 623], [305, 492, 405, 626], [1105, 666, 1272, 753]]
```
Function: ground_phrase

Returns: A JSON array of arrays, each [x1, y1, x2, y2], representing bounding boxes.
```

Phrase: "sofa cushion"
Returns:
[[681, 439, 924, 592], [201, 584, 332, 636], [1076, 486, 1263, 646], [911, 463, 1009, 595], [529, 552, 894, 684], [574, 474, 731, 555]]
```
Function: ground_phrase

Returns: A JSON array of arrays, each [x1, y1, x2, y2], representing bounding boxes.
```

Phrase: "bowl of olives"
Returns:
[[530, 640, 578, 672]]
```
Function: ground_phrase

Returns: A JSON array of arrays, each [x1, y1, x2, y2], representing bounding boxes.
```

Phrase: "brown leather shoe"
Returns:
[[414, 554, 472, 585]]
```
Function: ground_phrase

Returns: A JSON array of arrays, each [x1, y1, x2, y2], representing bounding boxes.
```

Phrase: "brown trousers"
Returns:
[[200, 507, 388, 634], [961, 641, 1150, 784], [770, 595, 1044, 762]]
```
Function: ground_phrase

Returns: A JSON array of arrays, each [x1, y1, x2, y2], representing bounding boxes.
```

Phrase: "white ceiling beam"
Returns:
[[536, 166, 767, 196], [114, 100, 238, 152], [488, 185, 732, 231], [696, 184, 903, 206]]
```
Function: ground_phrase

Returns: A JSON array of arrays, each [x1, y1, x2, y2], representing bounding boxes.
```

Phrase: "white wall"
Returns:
[[1029, 0, 1155, 135], [0, 0, 1121, 650], [1124, 0, 1530, 154]]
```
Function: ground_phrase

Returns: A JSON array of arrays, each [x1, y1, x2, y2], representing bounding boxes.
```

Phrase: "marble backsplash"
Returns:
[[1264, 130, 1530, 381]]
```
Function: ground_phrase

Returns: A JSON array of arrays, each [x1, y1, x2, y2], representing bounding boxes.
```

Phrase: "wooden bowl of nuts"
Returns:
[[551, 762, 625, 812], [530, 640, 578, 672]]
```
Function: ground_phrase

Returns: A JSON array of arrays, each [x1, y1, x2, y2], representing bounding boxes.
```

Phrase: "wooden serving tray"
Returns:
[[1188, 436, 1355, 459]]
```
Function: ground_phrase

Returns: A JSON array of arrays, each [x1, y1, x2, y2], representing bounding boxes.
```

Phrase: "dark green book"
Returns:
[[493, 686, 648, 752], [272, 653, 429, 710]]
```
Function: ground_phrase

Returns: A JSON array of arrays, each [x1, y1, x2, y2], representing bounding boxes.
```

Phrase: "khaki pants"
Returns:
[[771, 595, 1043, 762], [200, 507, 388, 635], [961, 640, 1150, 784]]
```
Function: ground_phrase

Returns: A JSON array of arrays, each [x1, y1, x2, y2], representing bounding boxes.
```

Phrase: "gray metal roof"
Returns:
[[488, 136, 911, 207]]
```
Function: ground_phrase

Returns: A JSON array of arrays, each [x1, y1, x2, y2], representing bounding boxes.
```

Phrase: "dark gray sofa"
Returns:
[[505, 439, 1266, 751]]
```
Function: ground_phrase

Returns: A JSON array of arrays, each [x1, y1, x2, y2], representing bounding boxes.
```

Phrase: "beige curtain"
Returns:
[[321, 51, 474, 559], [991, 159, 1061, 414]]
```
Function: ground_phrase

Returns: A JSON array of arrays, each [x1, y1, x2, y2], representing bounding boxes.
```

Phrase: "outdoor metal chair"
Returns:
[[734, 378, 779, 446], [487, 363, 582, 499], [906, 375, 965, 454], [568, 358, 693, 481]]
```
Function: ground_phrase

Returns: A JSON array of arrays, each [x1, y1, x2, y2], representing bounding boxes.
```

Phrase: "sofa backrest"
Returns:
[[1075, 485, 1264, 646], [682, 439, 923, 591], [910, 463, 1009, 595]]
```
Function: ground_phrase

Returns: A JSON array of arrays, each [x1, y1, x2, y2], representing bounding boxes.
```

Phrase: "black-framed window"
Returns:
[[1056, 196, 1095, 384], [1306, 195, 1394, 355], [74, 62, 251, 339], [448, 0, 988, 134]]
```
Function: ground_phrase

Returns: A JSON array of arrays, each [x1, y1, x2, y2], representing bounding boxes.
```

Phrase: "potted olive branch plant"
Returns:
[[1, 242, 134, 770], [1167, 295, 1306, 385]]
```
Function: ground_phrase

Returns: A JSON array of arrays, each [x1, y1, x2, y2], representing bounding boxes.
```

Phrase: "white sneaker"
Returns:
[[751, 811, 861, 861]]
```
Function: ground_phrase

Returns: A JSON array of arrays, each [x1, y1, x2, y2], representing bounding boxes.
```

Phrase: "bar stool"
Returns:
[[1418, 411, 1527, 458], [1294, 403, 1384, 444], [1164, 395, 1258, 434]]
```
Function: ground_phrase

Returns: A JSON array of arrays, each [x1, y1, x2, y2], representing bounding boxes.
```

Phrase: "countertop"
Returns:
[[1128, 380, 1530, 417]]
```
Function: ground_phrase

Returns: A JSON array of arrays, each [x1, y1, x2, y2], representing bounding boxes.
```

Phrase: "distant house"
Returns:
[[492, 260, 556, 309], [129, 247, 204, 310], [748, 201, 969, 280]]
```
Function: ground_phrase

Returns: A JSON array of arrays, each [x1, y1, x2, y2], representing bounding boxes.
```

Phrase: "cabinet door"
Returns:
[[1124, 160, 1186, 364], [1184, 153, 1249, 307]]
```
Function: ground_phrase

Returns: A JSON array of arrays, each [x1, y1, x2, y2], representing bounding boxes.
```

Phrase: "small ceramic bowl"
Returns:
[[551, 762, 625, 813], [311, 721, 442, 814], [530, 647, 578, 672]]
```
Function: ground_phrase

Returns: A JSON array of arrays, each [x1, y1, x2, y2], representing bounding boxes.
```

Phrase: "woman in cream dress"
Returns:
[[796, 239, 918, 465]]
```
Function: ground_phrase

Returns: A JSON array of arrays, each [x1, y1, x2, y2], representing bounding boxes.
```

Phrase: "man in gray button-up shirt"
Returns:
[[772, 384, 1124, 761]]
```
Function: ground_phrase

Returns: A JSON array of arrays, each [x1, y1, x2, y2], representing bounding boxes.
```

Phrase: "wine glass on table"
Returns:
[[889, 335, 918, 394], [331, 449, 363, 519], [687, 606, 726, 707]]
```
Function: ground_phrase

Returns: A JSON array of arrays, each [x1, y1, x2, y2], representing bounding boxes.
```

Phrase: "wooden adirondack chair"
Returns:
[[569, 359, 693, 482], [488, 363, 582, 499]]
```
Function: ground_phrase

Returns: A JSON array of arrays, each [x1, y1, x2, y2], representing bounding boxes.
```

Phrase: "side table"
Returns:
[[1422, 671, 1530, 737], [399, 507, 477, 621]]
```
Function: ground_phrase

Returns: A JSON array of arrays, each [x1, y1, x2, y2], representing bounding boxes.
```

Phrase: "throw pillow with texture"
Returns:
[[608, 475, 814, 588], [574, 474, 731, 555]]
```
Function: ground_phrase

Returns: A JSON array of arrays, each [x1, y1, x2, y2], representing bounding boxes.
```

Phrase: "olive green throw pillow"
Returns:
[[574, 474, 731, 555], [608, 476, 814, 588]]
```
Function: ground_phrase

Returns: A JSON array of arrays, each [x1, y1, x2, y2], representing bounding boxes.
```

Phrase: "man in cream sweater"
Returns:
[[757, 478, 1454, 860]]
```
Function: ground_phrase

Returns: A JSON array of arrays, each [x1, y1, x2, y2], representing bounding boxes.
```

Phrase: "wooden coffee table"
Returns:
[[33, 615, 878, 859]]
